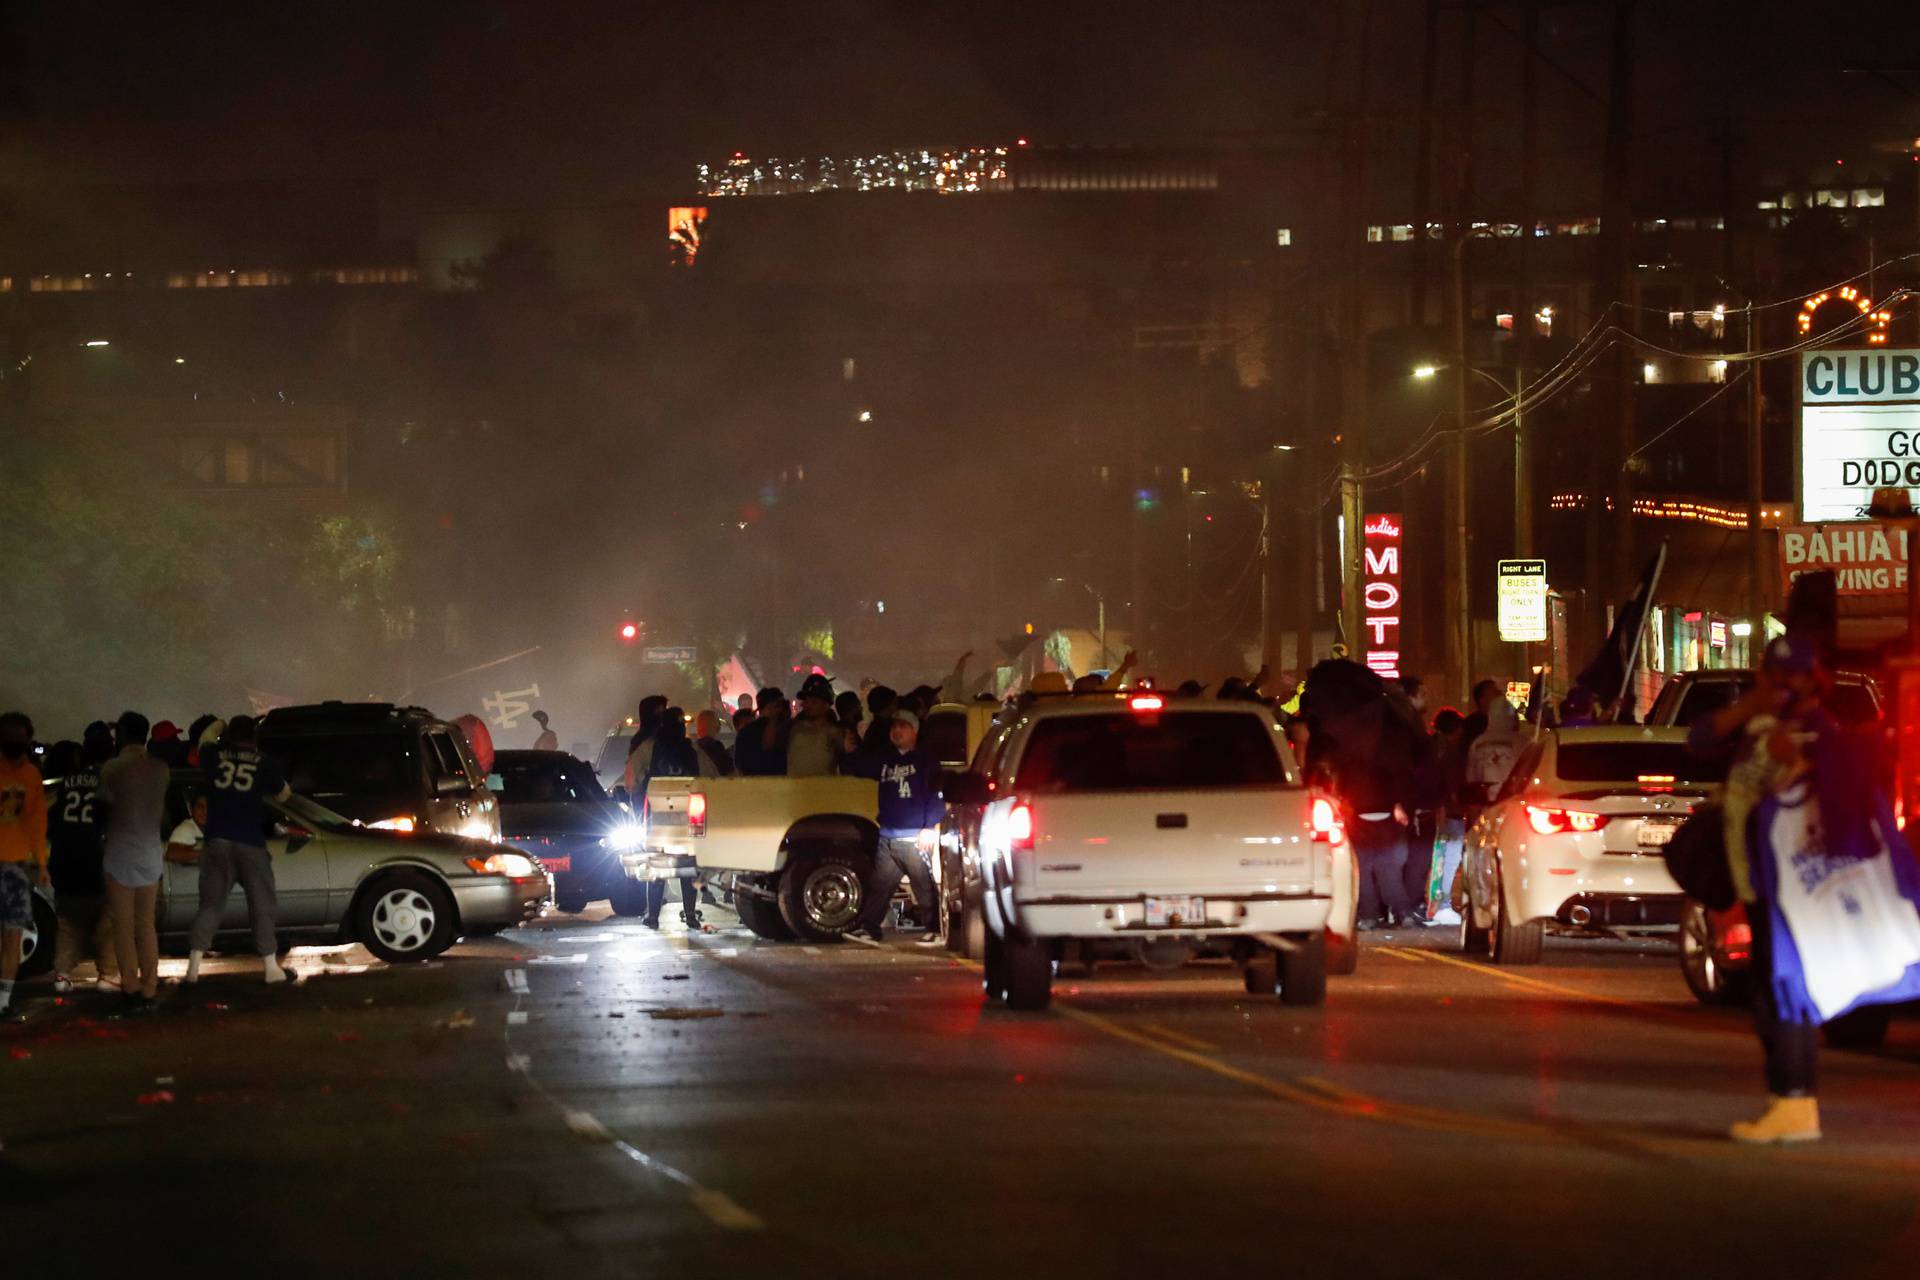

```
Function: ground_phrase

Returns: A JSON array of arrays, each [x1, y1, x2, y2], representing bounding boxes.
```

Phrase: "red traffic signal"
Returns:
[[618, 622, 639, 643]]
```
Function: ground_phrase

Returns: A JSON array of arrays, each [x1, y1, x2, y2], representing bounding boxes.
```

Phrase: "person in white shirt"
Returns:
[[165, 794, 208, 866]]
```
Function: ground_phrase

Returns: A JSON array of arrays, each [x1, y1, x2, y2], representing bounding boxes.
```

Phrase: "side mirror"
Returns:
[[436, 773, 475, 797]]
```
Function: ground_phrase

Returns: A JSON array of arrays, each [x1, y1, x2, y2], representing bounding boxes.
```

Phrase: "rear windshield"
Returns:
[[1671, 676, 1879, 728], [265, 733, 418, 822], [490, 756, 605, 804], [1555, 741, 1730, 785], [1013, 711, 1289, 793]]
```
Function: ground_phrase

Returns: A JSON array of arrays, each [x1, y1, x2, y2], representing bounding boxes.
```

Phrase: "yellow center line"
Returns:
[[1376, 945, 1432, 963], [1137, 1022, 1220, 1053], [1407, 946, 1669, 1014]]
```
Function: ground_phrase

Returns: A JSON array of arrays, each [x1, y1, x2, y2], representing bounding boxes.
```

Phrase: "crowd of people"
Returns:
[[616, 669, 957, 944], [0, 707, 293, 1021]]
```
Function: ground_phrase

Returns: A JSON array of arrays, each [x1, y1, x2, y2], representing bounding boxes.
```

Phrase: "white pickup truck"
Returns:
[[942, 692, 1341, 1009], [631, 775, 883, 941]]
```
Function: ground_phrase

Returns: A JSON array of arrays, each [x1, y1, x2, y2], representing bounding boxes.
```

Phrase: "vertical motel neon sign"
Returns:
[[1362, 513, 1403, 678]]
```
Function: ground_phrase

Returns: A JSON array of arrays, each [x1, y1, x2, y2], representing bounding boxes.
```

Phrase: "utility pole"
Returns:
[[1600, 0, 1639, 626], [1338, 111, 1371, 661], [1513, 0, 1538, 563], [1746, 301, 1767, 648], [1448, 233, 1475, 703], [1408, 0, 1441, 329]]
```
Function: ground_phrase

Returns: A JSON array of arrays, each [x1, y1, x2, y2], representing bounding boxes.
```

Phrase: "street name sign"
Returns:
[[643, 646, 698, 663]]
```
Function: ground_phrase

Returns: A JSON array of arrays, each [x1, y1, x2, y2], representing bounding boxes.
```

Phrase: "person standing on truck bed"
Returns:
[[787, 674, 846, 777], [846, 708, 943, 945], [621, 696, 670, 797], [735, 687, 791, 776]]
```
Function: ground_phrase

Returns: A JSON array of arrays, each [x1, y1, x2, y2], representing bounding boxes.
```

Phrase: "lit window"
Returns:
[[1366, 226, 1384, 243], [1390, 225, 1413, 242], [1853, 188, 1886, 207], [1495, 313, 1514, 331], [1274, 228, 1291, 247], [1708, 360, 1728, 384], [1643, 362, 1659, 383]]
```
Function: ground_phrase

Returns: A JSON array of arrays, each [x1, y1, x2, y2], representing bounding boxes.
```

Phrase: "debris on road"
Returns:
[[648, 1008, 723, 1021], [438, 1010, 476, 1030]]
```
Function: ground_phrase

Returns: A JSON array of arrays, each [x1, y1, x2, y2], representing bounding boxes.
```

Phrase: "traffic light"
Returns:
[[618, 621, 639, 644]]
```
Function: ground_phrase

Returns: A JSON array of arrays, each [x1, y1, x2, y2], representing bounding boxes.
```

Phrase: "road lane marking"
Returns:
[[506, 1011, 529, 1025], [1138, 1022, 1219, 1052], [500, 976, 768, 1233], [1407, 947, 1661, 1012], [1377, 945, 1432, 963]]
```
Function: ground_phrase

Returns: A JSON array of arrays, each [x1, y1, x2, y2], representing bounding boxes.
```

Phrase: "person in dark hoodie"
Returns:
[[736, 687, 791, 776], [642, 711, 705, 930], [846, 708, 944, 944]]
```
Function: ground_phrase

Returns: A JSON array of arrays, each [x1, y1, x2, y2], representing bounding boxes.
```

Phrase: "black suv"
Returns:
[[257, 702, 501, 842]]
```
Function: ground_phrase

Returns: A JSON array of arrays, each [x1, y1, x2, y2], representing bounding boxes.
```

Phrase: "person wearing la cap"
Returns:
[[846, 708, 943, 944]]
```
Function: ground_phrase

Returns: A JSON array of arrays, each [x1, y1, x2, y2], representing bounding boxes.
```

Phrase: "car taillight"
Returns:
[[1525, 805, 1609, 836], [368, 816, 416, 834], [1310, 795, 1345, 846], [688, 792, 707, 837], [1129, 695, 1165, 712], [1009, 803, 1035, 851]]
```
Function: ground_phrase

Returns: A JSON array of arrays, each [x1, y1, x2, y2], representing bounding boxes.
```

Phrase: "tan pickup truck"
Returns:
[[630, 775, 882, 941]]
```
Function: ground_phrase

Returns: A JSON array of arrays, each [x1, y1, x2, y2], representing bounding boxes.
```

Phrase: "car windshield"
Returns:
[[276, 790, 358, 832], [265, 733, 417, 824], [595, 733, 632, 780], [490, 755, 605, 804], [1013, 711, 1289, 793], [1554, 741, 1730, 785]]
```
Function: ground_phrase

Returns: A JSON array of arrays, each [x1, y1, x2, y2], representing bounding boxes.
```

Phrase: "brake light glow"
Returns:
[[1129, 695, 1165, 712], [1638, 773, 1676, 792], [1310, 796, 1345, 846], [1525, 805, 1609, 836], [368, 816, 416, 834], [688, 791, 707, 837], [1009, 803, 1035, 850]]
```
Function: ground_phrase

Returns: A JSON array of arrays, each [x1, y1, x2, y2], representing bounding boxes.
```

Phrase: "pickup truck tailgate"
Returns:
[[1025, 788, 1319, 894]]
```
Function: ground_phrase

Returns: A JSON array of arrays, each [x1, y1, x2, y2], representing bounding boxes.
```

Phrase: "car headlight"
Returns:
[[605, 824, 644, 852], [367, 816, 417, 833], [466, 851, 539, 877]]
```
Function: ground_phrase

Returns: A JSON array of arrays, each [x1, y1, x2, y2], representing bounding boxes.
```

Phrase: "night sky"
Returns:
[[9, 2, 1920, 205]]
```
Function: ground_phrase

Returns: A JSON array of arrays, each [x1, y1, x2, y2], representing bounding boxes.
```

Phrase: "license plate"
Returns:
[[1144, 896, 1205, 927], [1635, 822, 1677, 849], [541, 856, 572, 874]]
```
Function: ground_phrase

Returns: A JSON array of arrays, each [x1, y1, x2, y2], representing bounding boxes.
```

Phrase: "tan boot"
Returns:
[[1730, 1095, 1821, 1145]]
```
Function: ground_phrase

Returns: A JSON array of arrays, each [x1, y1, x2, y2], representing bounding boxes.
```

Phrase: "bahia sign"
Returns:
[[1361, 513, 1403, 678], [1779, 523, 1909, 596], [1799, 349, 1920, 521]]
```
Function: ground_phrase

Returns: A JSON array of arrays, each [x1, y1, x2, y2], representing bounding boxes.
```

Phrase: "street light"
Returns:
[[82, 339, 110, 348], [1411, 359, 1530, 559]]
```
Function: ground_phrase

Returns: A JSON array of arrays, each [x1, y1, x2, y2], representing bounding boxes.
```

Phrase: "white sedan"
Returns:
[[1459, 725, 1726, 964]]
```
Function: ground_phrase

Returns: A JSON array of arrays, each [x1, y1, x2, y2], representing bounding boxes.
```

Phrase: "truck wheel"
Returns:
[[1001, 934, 1053, 1011], [1279, 932, 1327, 1006], [1489, 871, 1544, 965], [1243, 953, 1278, 995], [777, 848, 867, 942], [735, 891, 795, 941], [1325, 929, 1359, 975], [355, 870, 458, 963], [609, 879, 650, 918]]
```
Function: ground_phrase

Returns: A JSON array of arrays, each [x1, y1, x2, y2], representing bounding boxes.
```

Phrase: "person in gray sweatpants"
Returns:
[[188, 716, 293, 985]]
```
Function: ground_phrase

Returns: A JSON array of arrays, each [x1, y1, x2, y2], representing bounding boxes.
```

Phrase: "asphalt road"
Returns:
[[6, 907, 1920, 1279]]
